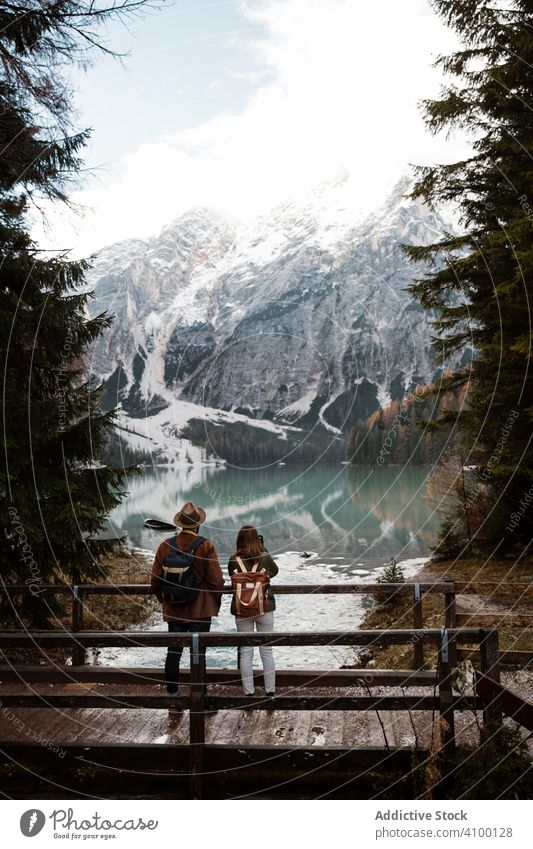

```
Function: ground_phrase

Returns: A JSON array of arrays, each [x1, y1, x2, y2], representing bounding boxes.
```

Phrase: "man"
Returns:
[[151, 501, 224, 696]]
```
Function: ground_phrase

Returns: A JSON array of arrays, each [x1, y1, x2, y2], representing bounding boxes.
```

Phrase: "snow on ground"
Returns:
[[98, 552, 431, 672]]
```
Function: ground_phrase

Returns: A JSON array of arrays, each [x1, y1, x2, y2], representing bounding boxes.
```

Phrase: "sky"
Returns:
[[35, 0, 469, 257]]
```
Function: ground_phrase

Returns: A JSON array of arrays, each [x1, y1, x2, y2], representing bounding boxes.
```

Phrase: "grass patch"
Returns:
[[80, 549, 154, 631], [359, 555, 533, 669]]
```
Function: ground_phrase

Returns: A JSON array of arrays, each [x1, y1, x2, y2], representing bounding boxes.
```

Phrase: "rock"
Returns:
[[350, 648, 375, 668]]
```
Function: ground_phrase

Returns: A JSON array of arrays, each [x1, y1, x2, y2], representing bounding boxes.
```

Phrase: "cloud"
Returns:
[[35, 0, 468, 257]]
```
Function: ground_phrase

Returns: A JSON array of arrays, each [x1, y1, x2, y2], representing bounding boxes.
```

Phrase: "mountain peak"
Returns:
[[86, 172, 461, 431]]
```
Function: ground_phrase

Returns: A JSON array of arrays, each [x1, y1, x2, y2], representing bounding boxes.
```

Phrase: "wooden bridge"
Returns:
[[0, 580, 531, 798]]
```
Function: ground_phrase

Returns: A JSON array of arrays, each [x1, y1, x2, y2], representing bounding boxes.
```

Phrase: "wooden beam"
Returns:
[[475, 675, 533, 732], [0, 582, 456, 597], [457, 648, 533, 667], [0, 693, 191, 709], [71, 583, 85, 667], [0, 628, 482, 649], [202, 629, 481, 648], [189, 633, 206, 800], [444, 580, 457, 668], [438, 633, 456, 755], [455, 582, 533, 598], [0, 692, 471, 711], [0, 628, 483, 652], [0, 741, 424, 778], [412, 584, 424, 668], [205, 695, 442, 711], [456, 613, 533, 628], [479, 629, 502, 728], [0, 665, 439, 687]]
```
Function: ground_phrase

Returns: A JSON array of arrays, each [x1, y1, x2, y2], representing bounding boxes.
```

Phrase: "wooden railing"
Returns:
[[0, 580, 459, 668], [5, 578, 533, 669], [0, 627, 502, 798]]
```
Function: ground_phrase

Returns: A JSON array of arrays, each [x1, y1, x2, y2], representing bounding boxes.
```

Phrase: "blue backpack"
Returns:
[[161, 535, 206, 604]]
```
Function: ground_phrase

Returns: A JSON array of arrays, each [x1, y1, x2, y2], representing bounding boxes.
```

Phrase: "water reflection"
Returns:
[[109, 464, 438, 570], [102, 464, 439, 669]]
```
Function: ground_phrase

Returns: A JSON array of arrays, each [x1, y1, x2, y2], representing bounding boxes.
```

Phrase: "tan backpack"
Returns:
[[230, 556, 270, 618]]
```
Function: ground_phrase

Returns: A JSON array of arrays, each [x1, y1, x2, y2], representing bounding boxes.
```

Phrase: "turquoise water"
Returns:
[[109, 463, 438, 572], [102, 464, 438, 670]]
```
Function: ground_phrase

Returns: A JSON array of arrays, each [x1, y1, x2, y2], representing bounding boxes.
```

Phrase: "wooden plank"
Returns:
[[476, 675, 533, 732], [0, 693, 190, 709], [283, 710, 312, 747], [309, 711, 329, 747], [412, 585, 424, 668], [66, 708, 128, 744], [130, 710, 179, 744], [341, 708, 367, 748], [0, 665, 439, 687], [71, 583, 85, 666], [206, 695, 439, 711], [65, 708, 145, 744], [365, 712, 393, 748], [206, 709, 243, 745], [189, 633, 206, 799], [204, 708, 230, 745], [438, 637, 455, 755], [0, 741, 425, 776], [456, 612, 533, 627], [166, 710, 191, 745], [203, 630, 481, 648], [382, 711, 410, 748], [39, 708, 99, 745], [0, 582, 456, 597], [455, 582, 533, 597], [243, 707, 278, 746], [444, 581, 457, 668], [0, 706, 120, 745], [457, 648, 533, 667], [0, 692, 470, 712], [0, 628, 482, 650], [323, 711, 345, 746], [233, 708, 263, 746], [479, 629, 502, 728], [395, 710, 432, 749]]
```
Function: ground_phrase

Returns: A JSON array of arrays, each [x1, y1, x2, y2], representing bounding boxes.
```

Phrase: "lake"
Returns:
[[103, 463, 439, 670]]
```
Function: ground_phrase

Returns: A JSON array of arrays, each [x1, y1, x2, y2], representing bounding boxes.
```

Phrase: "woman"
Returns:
[[228, 525, 279, 697]]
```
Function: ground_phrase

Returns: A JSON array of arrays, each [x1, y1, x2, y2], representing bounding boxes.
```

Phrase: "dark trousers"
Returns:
[[165, 619, 212, 694]]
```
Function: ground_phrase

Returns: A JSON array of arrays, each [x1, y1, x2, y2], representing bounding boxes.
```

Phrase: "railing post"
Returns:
[[412, 584, 424, 668], [479, 628, 502, 729], [438, 627, 456, 755], [443, 579, 457, 668], [71, 579, 85, 666], [189, 633, 206, 799]]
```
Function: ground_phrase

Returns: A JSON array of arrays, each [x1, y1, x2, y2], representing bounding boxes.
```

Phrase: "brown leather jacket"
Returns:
[[151, 530, 224, 623]]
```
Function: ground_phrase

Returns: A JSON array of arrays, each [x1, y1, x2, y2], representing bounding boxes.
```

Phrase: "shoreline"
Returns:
[[359, 552, 533, 669]]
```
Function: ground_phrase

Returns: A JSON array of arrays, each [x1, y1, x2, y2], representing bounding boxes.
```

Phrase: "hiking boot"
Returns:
[[164, 691, 183, 714]]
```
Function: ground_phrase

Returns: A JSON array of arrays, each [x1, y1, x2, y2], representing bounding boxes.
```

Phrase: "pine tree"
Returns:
[[0, 2, 154, 625], [405, 0, 533, 553]]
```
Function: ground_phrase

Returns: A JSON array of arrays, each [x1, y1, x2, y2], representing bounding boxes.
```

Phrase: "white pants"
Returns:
[[235, 610, 276, 695]]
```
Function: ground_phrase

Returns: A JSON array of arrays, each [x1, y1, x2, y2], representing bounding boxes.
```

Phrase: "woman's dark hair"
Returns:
[[235, 524, 263, 561]]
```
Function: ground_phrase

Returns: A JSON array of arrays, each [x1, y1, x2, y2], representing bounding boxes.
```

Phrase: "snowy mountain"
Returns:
[[85, 172, 457, 461]]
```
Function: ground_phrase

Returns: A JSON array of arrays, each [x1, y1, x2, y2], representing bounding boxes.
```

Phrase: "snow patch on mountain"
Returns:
[[85, 171, 460, 457], [115, 399, 301, 465]]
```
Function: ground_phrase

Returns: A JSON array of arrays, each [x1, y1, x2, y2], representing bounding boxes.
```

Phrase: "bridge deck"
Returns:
[[0, 682, 482, 749]]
